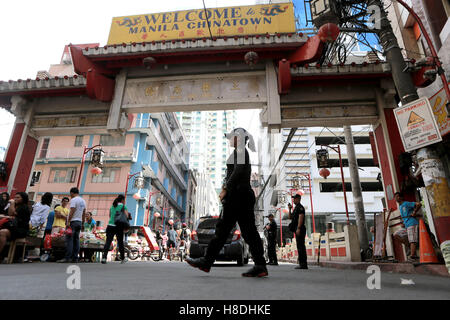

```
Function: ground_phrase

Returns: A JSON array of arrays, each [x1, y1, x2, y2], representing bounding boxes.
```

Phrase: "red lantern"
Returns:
[[154, 212, 161, 218], [133, 193, 141, 200], [318, 23, 340, 43], [297, 189, 305, 196], [244, 51, 259, 67], [319, 168, 331, 179], [168, 219, 174, 225], [143, 56, 156, 69], [282, 209, 289, 214], [91, 167, 102, 175]]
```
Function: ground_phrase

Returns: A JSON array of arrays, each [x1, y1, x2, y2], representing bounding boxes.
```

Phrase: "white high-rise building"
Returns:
[[258, 125, 384, 240], [177, 110, 237, 194]]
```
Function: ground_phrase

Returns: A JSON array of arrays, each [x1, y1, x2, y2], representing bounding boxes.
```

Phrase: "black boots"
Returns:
[[241, 265, 268, 277], [186, 257, 212, 273]]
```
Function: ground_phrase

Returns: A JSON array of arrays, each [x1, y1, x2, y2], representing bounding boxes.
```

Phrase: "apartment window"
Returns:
[[99, 134, 126, 146], [74, 135, 83, 147], [39, 138, 50, 158], [49, 167, 77, 183], [92, 167, 121, 183], [319, 181, 383, 192], [31, 171, 41, 184], [315, 136, 371, 145], [316, 158, 376, 168]]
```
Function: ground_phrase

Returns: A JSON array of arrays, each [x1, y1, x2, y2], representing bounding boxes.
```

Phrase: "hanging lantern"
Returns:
[[317, 148, 329, 168], [277, 192, 286, 205], [0, 161, 7, 181], [282, 208, 290, 220], [319, 168, 331, 179], [153, 212, 161, 218], [300, 176, 308, 189], [143, 56, 156, 69], [168, 219, 174, 225], [133, 192, 141, 200], [292, 175, 301, 189], [244, 51, 259, 67], [134, 175, 145, 189], [91, 148, 104, 167], [91, 167, 102, 175], [297, 189, 305, 196], [318, 23, 340, 43]]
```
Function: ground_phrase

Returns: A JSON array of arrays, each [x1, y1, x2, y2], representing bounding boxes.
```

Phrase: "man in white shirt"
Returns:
[[58, 187, 86, 263]]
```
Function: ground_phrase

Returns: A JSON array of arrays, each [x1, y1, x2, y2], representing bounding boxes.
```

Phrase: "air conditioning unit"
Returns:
[[310, 0, 340, 28]]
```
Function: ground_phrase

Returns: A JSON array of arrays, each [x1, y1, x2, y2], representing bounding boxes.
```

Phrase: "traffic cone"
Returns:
[[419, 218, 439, 264]]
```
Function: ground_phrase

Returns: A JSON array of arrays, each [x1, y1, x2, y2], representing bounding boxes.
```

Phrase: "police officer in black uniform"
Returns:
[[288, 193, 308, 269], [186, 128, 268, 277], [265, 213, 278, 265]]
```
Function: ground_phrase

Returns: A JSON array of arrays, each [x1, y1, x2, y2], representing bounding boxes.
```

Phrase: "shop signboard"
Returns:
[[393, 97, 442, 152], [107, 3, 295, 44], [428, 85, 449, 137]]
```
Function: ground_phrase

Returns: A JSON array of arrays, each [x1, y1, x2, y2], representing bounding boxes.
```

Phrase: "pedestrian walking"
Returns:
[[186, 128, 268, 277], [57, 187, 86, 263], [167, 225, 178, 259], [265, 213, 278, 265], [288, 193, 308, 270], [0, 192, 30, 256], [101, 194, 131, 264]]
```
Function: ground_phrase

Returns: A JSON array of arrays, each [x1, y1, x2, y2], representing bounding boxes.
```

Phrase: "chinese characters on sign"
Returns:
[[122, 74, 266, 112], [393, 97, 442, 152], [107, 3, 295, 44]]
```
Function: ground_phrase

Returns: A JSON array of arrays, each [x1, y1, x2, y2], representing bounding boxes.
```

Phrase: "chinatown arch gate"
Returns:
[[0, 33, 405, 231]]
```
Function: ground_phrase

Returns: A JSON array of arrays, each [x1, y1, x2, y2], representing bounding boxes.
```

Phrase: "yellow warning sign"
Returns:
[[407, 111, 425, 126], [393, 97, 442, 152]]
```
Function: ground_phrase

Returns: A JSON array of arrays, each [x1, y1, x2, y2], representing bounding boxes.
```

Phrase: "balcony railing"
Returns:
[[38, 147, 136, 160]]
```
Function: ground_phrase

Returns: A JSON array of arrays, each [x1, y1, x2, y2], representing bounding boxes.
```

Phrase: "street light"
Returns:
[[145, 189, 161, 227], [76, 144, 103, 190], [277, 192, 288, 247], [317, 145, 350, 224], [124, 171, 144, 205]]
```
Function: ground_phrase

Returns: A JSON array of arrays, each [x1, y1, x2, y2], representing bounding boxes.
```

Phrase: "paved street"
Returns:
[[1, 260, 449, 300]]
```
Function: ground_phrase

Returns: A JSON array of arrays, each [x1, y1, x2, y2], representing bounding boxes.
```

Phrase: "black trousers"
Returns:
[[103, 225, 124, 260], [205, 189, 266, 266], [296, 225, 307, 266], [267, 238, 278, 263]]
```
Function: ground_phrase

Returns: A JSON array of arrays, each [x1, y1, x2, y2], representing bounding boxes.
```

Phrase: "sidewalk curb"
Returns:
[[280, 259, 450, 278]]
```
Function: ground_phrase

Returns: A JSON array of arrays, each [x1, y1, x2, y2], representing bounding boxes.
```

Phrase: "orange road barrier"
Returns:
[[419, 218, 438, 264]]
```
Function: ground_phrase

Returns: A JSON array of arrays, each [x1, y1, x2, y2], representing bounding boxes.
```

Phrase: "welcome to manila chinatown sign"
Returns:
[[107, 3, 296, 44]]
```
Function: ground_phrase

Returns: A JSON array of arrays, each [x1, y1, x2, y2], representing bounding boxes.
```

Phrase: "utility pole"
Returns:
[[369, 0, 450, 268], [343, 125, 369, 256]]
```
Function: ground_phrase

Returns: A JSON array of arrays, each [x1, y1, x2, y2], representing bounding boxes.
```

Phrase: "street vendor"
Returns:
[[84, 212, 96, 233], [52, 197, 69, 234]]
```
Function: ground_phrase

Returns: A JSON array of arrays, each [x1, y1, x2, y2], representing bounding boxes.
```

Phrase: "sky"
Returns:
[[0, 0, 260, 159]]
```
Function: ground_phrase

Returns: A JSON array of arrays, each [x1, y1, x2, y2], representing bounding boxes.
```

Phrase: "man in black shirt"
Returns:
[[288, 193, 308, 270], [186, 128, 268, 277], [265, 213, 278, 265]]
